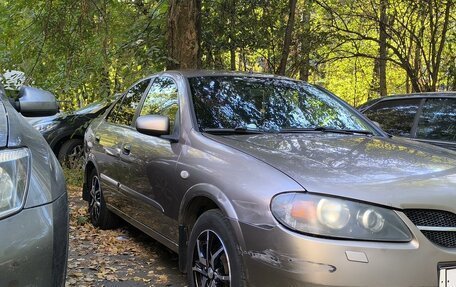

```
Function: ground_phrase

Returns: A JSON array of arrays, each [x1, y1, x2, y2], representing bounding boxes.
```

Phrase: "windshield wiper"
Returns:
[[279, 127, 373, 135], [202, 127, 264, 135]]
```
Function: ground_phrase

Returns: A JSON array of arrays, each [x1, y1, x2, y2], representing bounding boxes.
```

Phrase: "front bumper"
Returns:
[[239, 213, 456, 287], [0, 192, 69, 286]]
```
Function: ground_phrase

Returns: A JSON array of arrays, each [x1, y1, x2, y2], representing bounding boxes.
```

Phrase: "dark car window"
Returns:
[[416, 98, 456, 142], [363, 99, 421, 136], [140, 77, 179, 133], [189, 76, 373, 132], [107, 79, 150, 126]]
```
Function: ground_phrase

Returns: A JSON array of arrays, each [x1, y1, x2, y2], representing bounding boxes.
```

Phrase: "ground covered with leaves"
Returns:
[[64, 169, 187, 287]]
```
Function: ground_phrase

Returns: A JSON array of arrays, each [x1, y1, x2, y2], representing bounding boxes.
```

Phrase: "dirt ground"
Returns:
[[65, 184, 187, 287]]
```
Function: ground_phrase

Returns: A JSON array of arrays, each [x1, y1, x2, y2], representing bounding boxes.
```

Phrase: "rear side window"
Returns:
[[107, 79, 150, 126], [417, 98, 456, 142], [363, 99, 421, 136], [139, 77, 179, 133]]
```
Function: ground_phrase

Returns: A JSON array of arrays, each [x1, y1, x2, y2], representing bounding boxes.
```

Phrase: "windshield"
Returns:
[[189, 76, 375, 133]]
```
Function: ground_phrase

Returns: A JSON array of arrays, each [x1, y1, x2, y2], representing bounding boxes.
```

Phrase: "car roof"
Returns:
[[385, 92, 456, 98], [359, 92, 456, 111], [161, 69, 297, 81]]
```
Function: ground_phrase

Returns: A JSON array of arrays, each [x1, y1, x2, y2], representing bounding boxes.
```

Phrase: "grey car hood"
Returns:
[[208, 133, 456, 209], [0, 102, 7, 147]]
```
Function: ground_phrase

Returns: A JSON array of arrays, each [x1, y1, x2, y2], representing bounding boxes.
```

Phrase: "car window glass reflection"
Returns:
[[189, 76, 371, 132], [417, 98, 456, 142], [363, 99, 421, 136], [140, 77, 179, 133], [107, 79, 150, 126]]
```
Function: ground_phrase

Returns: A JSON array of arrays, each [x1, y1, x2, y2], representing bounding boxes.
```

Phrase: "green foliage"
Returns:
[[0, 0, 167, 110], [63, 166, 83, 187], [0, 0, 454, 108]]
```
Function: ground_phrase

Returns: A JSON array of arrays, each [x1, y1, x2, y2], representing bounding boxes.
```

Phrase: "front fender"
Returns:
[[179, 183, 246, 250]]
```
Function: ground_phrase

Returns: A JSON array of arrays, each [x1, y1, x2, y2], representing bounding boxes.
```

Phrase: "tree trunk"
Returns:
[[430, 0, 452, 91], [369, 58, 380, 100], [299, 0, 311, 81], [229, 0, 236, 70], [406, 74, 410, 93], [167, 0, 201, 69], [277, 0, 297, 75], [378, 0, 387, 96]]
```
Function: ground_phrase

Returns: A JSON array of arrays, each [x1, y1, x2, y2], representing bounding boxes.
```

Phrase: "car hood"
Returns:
[[31, 112, 92, 128], [207, 133, 456, 209], [24, 113, 61, 125], [0, 102, 7, 147]]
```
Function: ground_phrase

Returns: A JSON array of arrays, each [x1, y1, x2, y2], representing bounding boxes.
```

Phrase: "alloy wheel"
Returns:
[[66, 144, 83, 168], [89, 175, 102, 224], [192, 229, 231, 287]]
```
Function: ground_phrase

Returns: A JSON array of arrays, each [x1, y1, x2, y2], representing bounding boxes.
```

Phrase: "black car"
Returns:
[[32, 97, 117, 166], [359, 92, 456, 150]]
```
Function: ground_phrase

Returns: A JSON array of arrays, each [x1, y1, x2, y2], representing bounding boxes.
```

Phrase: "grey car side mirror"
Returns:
[[16, 86, 59, 117], [136, 115, 170, 136]]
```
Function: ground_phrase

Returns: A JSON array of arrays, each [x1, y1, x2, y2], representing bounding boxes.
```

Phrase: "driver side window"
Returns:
[[140, 77, 179, 134]]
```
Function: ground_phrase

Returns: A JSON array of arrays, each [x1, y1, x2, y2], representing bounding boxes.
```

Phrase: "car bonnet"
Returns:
[[206, 133, 456, 210]]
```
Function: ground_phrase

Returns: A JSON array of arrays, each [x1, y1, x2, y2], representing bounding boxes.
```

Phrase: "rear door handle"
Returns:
[[122, 144, 131, 155]]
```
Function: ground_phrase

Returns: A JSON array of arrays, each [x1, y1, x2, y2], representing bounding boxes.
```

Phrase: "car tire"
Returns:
[[58, 138, 84, 168], [87, 169, 119, 229], [187, 209, 246, 287]]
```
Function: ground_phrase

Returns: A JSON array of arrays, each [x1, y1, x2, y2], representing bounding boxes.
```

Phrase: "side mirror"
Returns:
[[136, 115, 169, 136], [16, 86, 59, 117]]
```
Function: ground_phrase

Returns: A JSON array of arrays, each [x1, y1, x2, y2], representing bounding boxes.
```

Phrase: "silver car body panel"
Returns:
[[0, 101, 7, 147], [84, 71, 456, 287], [0, 90, 68, 286], [207, 133, 456, 210], [3, 97, 67, 207]]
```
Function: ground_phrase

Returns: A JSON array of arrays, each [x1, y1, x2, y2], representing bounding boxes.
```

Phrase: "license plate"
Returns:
[[440, 266, 456, 287]]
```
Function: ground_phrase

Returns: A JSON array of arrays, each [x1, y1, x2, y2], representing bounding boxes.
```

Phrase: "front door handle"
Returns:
[[105, 147, 120, 157], [122, 144, 131, 155]]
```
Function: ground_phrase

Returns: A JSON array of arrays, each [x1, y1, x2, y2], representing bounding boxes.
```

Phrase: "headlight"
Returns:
[[0, 148, 30, 218], [33, 122, 58, 133], [271, 193, 412, 242]]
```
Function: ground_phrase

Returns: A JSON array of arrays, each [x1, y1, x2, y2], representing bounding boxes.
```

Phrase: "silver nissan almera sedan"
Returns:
[[83, 71, 456, 287]]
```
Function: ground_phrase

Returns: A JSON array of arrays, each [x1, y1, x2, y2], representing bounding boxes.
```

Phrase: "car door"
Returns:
[[119, 76, 181, 245], [362, 98, 423, 137], [413, 97, 456, 151], [94, 79, 151, 212]]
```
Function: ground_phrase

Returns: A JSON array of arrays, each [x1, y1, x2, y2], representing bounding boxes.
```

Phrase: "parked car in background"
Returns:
[[359, 92, 456, 150], [83, 71, 456, 287], [33, 96, 117, 167], [0, 84, 68, 286]]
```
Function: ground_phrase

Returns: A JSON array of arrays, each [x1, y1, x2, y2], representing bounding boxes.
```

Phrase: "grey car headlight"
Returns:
[[33, 122, 58, 133], [0, 148, 30, 219], [271, 193, 412, 242]]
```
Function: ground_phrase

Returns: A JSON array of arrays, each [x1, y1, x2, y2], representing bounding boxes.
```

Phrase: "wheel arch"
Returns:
[[177, 183, 246, 272], [82, 157, 99, 201], [51, 133, 83, 156]]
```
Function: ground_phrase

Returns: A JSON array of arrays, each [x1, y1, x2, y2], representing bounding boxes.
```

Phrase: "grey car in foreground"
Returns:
[[0, 85, 68, 286], [83, 71, 456, 287]]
